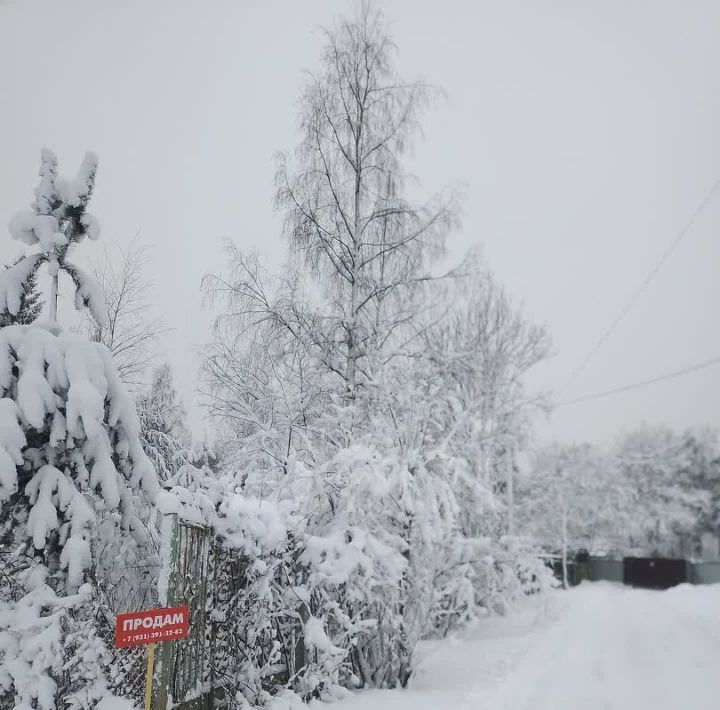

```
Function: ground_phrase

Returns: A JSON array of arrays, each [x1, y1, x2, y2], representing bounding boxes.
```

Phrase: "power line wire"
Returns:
[[562, 176, 720, 391], [555, 355, 720, 407]]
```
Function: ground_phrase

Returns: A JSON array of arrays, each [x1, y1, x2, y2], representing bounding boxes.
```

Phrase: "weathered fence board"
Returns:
[[587, 557, 623, 583], [152, 514, 215, 710], [690, 561, 720, 585]]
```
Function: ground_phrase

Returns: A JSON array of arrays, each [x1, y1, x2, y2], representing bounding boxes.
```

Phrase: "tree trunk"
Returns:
[[506, 448, 514, 536], [345, 89, 364, 403], [561, 503, 569, 589], [48, 255, 59, 324]]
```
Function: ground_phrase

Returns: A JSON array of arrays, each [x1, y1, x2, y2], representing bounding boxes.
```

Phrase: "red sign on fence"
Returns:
[[115, 604, 190, 648]]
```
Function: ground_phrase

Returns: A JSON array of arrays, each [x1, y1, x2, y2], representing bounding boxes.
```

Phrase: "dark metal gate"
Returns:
[[623, 557, 688, 589]]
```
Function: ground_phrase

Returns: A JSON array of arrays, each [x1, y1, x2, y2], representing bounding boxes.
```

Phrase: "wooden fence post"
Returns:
[[152, 513, 179, 710]]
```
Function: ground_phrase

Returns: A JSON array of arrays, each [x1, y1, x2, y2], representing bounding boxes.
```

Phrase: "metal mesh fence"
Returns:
[[97, 615, 148, 706]]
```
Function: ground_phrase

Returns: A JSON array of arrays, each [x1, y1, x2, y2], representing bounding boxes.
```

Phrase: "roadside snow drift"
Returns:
[[293, 582, 720, 710]]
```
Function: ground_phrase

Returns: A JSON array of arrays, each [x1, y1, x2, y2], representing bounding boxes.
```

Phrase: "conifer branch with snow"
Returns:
[[0, 255, 44, 327]]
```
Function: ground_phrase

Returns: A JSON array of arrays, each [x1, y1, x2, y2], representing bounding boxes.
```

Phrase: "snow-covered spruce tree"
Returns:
[[2, 149, 105, 325], [0, 255, 44, 326], [0, 151, 159, 709], [137, 363, 190, 482]]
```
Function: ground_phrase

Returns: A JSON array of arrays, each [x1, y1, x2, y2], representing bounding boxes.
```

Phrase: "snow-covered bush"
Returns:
[[200, 315, 548, 698], [0, 577, 118, 710]]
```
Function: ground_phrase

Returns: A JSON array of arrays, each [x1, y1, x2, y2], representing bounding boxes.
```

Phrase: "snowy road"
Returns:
[[301, 582, 720, 710]]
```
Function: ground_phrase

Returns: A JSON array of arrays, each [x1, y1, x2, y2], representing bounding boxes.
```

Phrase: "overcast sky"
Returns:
[[1, 0, 719, 444]]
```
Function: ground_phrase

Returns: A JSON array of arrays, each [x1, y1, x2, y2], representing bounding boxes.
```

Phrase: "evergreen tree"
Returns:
[[0, 151, 158, 709], [137, 363, 189, 482]]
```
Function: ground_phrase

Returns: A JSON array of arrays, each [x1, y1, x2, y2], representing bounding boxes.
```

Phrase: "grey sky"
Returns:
[[1, 0, 719, 444]]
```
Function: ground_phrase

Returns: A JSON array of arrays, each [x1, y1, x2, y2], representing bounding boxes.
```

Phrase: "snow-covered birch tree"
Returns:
[[517, 444, 606, 586], [202, 3, 467, 691], [273, 1, 457, 404], [202, 4, 551, 698], [86, 238, 165, 387], [425, 253, 551, 534]]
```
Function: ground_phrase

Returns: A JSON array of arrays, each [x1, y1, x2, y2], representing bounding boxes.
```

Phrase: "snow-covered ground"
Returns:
[[293, 582, 720, 710]]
